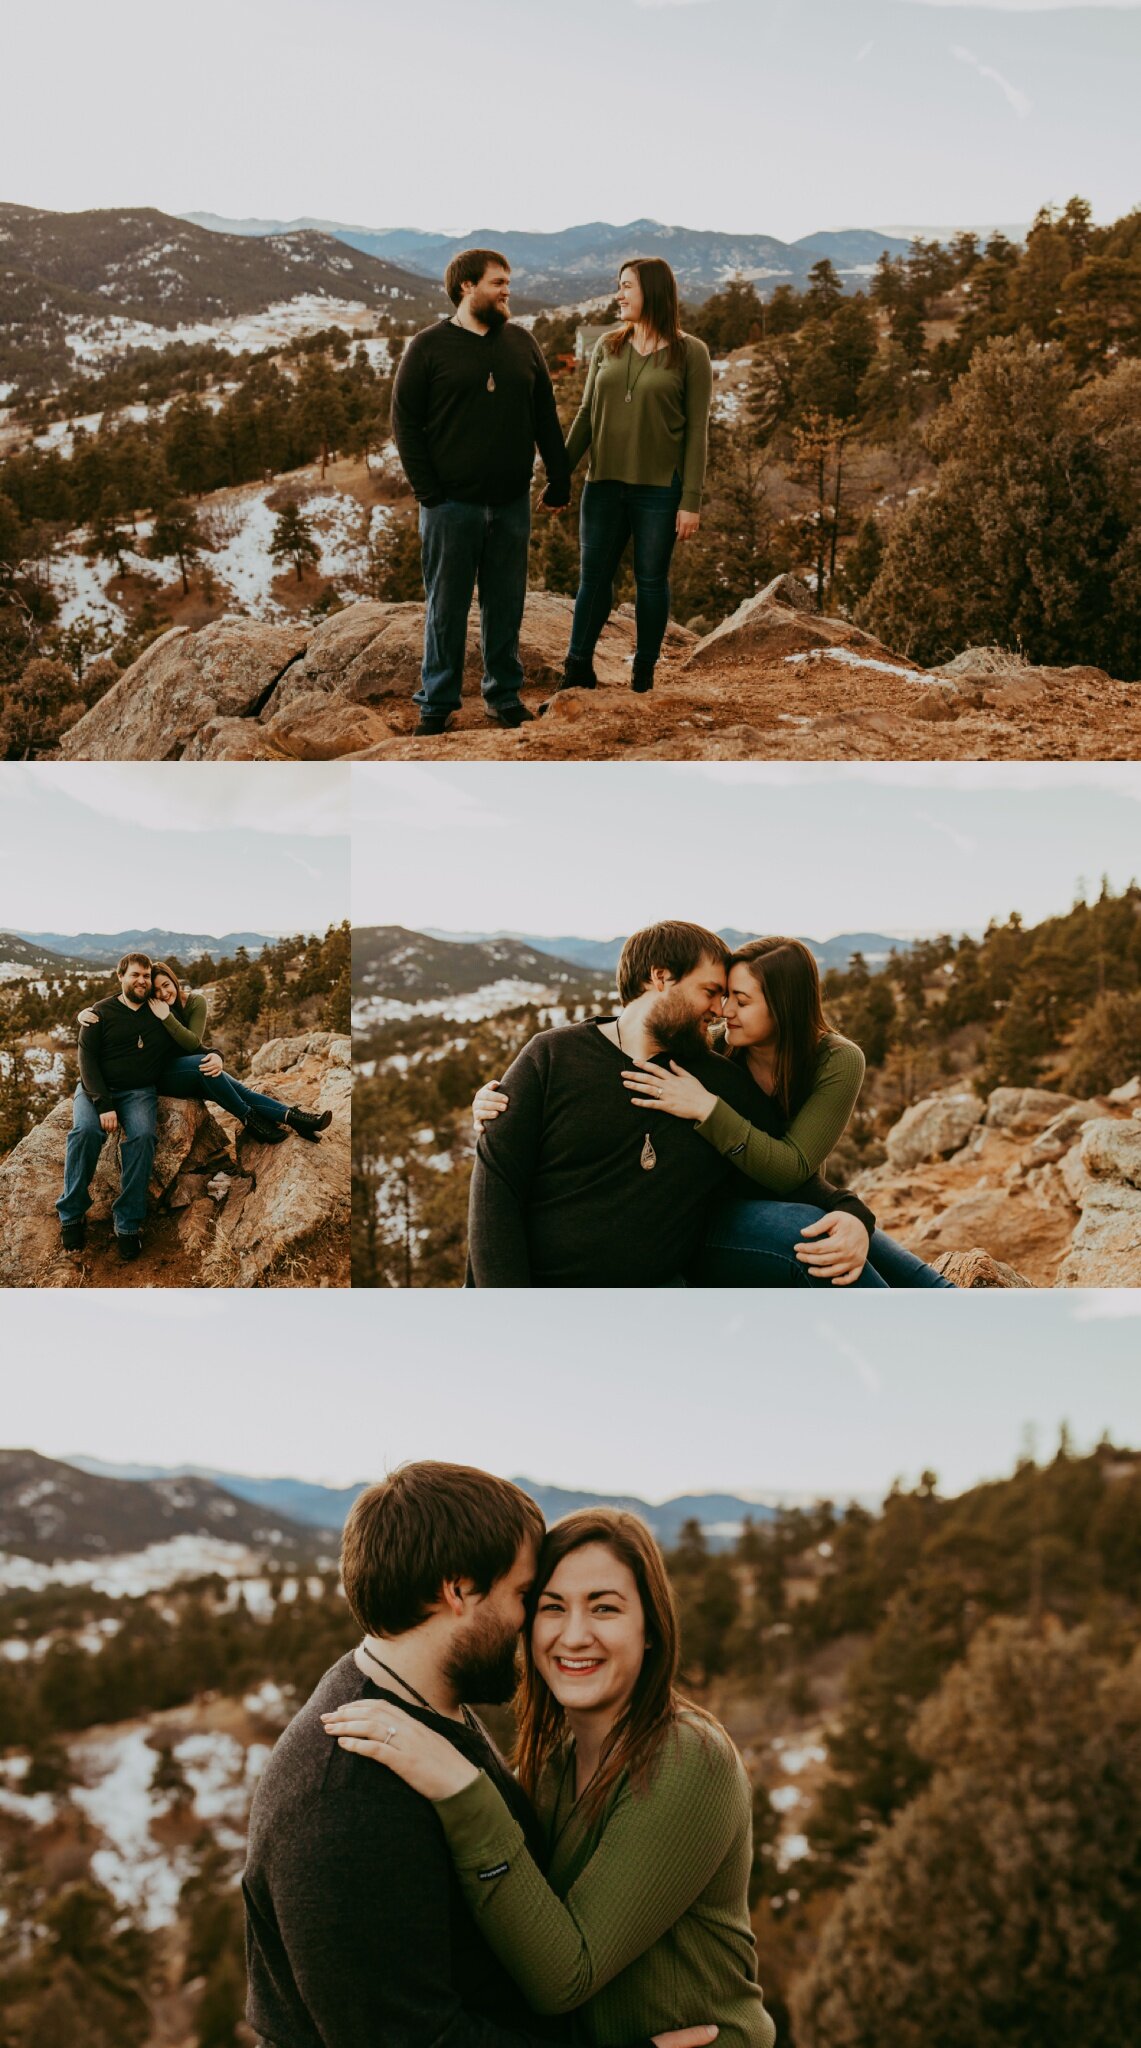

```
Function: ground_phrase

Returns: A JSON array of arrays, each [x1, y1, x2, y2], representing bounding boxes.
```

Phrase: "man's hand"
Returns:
[[795, 1211, 870, 1286], [676, 509, 700, 542], [653, 2030, 718, 2047], [99, 1110, 119, 1135], [198, 1053, 224, 1078]]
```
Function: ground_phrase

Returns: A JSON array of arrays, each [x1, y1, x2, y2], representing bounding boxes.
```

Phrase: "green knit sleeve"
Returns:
[[159, 993, 209, 1053], [695, 1038, 865, 1195], [431, 1719, 748, 2013], [565, 339, 605, 473], [680, 337, 713, 513]]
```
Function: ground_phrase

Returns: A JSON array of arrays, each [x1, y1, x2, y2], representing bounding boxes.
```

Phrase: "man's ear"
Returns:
[[440, 1578, 469, 1618], [649, 965, 672, 992]]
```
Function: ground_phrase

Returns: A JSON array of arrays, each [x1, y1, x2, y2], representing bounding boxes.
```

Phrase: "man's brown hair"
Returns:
[[117, 952, 152, 975], [616, 921, 729, 1004], [444, 247, 510, 307], [341, 1461, 545, 1638]]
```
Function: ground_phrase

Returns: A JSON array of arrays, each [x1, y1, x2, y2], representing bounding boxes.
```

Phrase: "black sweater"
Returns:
[[243, 1654, 569, 2048], [392, 320, 571, 507], [467, 1019, 875, 1288], [77, 996, 173, 1113]]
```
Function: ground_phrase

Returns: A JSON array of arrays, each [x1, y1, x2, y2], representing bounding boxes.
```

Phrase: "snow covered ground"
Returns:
[[352, 979, 561, 1029], [0, 1535, 276, 1596], [63, 294, 384, 366]]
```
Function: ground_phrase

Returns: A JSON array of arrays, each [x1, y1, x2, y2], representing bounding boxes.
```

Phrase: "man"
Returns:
[[243, 1461, 713, 2048], [467, 921, 875, 1289], [55, 952, 171, 1262], [392, 248, 570, 738]]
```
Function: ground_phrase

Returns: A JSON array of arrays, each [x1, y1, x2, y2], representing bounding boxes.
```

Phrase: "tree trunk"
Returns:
[[815, 451, 827, 611], [829, 438, 845, 601]]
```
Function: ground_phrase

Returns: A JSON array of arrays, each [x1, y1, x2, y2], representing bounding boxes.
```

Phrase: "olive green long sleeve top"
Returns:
[[432, 1712, 775, 2048], [158, 993, 209, 1054], [695, 1033, 865, 1196], [564, 333, 713, 513]]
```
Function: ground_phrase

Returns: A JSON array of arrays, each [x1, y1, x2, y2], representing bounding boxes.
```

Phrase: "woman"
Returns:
[[547, 257, 712, 699], [322, 1509, 776, 2048], [473, 938, 952, 1289], [78, 962, 331, 1145]]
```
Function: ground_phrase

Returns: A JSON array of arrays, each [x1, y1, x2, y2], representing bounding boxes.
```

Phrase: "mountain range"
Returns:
[[0, 1450, 323, 1563], [10, 927, 277, 967], [66, 1457, 778, 1549], [183, 211, 917, 301], [0, 931, 89, 972]]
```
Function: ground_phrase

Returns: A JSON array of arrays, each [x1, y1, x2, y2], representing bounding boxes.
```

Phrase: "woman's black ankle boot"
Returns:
[[559, 653, 597, 691], [631, 655, 655, 693], [242, 1109, 288, 1145], [285, 1105, 333, 1141]]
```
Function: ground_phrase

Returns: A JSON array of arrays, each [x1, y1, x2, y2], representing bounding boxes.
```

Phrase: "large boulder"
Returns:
[[60, 621, 310, 761], [884, 1091, 984, 1170], [932, 1249, 1032, 1288], [683, 584, 931, 676], [983, 1086, 1080, 1135], [0, 1094, 228, 1286], [1059, 1117, 1141, 1286]]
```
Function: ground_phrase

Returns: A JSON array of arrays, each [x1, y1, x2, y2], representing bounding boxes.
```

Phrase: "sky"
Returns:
[[2, 1, 1138, 242], [2, 1288, 1138, 1502], [351, 761, 1141, 939], [0, 763, 349, 936]]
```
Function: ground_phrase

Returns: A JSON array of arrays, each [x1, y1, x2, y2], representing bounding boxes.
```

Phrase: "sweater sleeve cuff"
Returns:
[[680, 490, 702, 514], [696, 1094, 752, 1158], [432, 1769, 525, 1870]]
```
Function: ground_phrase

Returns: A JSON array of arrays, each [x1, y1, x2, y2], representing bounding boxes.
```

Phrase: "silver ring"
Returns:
[[383, 1726, 398, 1746]]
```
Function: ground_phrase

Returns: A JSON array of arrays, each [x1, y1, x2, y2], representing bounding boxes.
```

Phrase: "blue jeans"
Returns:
[[694, 1197, 955, 1289], [416, 491, 532, 715], [569, 476, 683, 673], [159, 1054, 289, 1124], [56, 1085, 157, 1238]]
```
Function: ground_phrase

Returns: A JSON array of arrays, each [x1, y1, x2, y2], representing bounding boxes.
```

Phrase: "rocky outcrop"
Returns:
[[682, 580, 935, 677], [858, 1082, 1141, 1287], [0, 1033, 350, 1288], [59, 620, 310, 761], [931, 1249, 1032, 1288], [884, 1090, 984, 1170]]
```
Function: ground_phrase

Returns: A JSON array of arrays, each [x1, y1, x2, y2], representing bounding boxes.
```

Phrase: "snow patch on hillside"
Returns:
[[0, 1535, 271, 1596]]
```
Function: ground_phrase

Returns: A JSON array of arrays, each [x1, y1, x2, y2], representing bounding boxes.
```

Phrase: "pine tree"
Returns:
[[269, 501, 321, 584], [149, 498, 205, 596]]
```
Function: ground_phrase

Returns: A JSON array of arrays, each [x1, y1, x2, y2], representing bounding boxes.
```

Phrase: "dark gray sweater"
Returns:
[[467, 1019, 875, 1288], [243, 1652, 568, 2048]]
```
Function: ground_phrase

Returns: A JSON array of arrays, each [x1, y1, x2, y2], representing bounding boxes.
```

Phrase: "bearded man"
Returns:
[[466, 921, 876, 1288], [392, 248, 570, 737]]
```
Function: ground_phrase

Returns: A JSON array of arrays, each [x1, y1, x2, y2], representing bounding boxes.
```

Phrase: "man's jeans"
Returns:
[[416, 491, 532, 715], [569, 476, 683, 674], [160, 1054, 289, 1125], [56, 1085, 157, 1238], [693, 1197, 956, 1289]]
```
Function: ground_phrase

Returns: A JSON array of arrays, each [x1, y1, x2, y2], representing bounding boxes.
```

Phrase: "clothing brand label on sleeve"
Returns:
[[477, 1861, 510, 1881]]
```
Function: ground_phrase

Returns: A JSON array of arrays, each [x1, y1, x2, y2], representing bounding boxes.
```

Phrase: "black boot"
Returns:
[[285, 1105, 333, 1142], [60, 1219, 87, 1252], [116, 1232, 143, 1262], [559, 653, 597, 691], [242, 1109, 288, 1145], [631, 655, 655, 694]]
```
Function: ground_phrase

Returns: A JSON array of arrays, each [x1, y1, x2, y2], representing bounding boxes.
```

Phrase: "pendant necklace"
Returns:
[[624, 334, 658, 405], [615, 1015, 657, 1170], [137, 1035, 144, 1051], [360, 1646, 434, 1711]]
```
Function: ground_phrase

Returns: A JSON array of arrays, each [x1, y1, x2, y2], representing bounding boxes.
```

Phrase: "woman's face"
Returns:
[[617, 267, 644, 325], [723, 965, 776, 1049], [531, 1542, 648, 1720], [153, 972, 178, 1005]]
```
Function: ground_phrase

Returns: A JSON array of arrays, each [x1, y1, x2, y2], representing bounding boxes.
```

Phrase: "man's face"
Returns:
[[464, 264, 511, 331], [645, 955, 727, 1058], [119, 961, 151, 1003], [443, 1536, 537, 1704]]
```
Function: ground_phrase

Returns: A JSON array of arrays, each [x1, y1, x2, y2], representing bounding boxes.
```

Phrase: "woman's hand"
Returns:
[[320, 1699, 479, 1801], [654, 2032, 717, 2047], [77, 1007, 99, 1027], [472, 1079, 509, 1134], [198, 1052, 223, 1078], [676, 509, 700, 542], [147, 998, 170, 1019], [621, 1058, 718, 1123], [795, 1212, 869, 1286]]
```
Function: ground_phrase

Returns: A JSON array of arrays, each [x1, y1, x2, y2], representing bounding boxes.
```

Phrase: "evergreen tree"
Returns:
[[269, 501, 321, 584], [149, 497, 205, 596]]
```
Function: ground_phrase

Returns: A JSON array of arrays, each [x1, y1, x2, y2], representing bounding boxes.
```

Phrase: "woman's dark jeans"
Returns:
[[160, 1053, 290, 1125], [694, 1196, 956, 1289], [568, 476, 683, 674]]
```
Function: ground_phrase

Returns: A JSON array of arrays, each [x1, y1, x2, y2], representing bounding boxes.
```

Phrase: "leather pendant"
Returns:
[[640, 1133, 657, 1171], [624, 391, 633, 403], [487, 373, 495, 392], [137, 1035, 144, 1050]]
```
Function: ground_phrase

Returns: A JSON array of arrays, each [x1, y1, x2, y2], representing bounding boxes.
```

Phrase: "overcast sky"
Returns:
[[3, 2, 1137, 241], [351, 762, 1141, 939], [0, 764, 348, 935], [3, 1289, 1138, 1502]]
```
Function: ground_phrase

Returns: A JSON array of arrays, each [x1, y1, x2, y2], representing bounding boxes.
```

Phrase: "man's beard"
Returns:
[[645, 989, 713, 1066], [443, 1621, 520, 1705], [475, 300, 508, 335]]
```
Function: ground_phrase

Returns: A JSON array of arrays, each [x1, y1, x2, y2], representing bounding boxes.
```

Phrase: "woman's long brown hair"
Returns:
[[729, 936, 837, 1121], [513, 1508, 706, 1826], [604, 257, 685, 370]]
